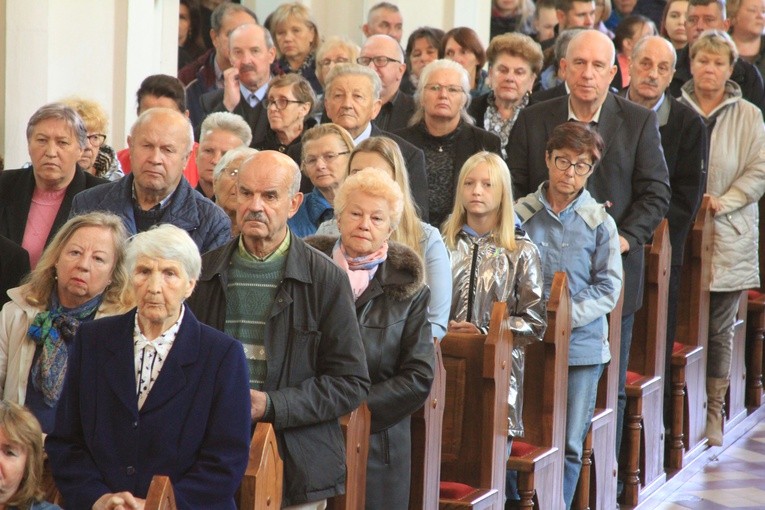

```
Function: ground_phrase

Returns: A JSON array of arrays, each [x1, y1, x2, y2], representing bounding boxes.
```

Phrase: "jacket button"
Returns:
[[132, 421, 138, 429], [126, 466, 136, 475]]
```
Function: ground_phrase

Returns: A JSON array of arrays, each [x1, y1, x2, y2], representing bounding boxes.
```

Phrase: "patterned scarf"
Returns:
[[333, 240, 388, 300], [28, 292, 102, 406], [484, 91, 530, 159]]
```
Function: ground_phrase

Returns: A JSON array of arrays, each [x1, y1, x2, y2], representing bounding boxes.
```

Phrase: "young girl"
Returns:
[[442, 151, 546, 497]]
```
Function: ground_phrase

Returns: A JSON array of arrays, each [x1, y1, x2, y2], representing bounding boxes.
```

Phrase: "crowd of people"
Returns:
[[0, 0, 764, 508]]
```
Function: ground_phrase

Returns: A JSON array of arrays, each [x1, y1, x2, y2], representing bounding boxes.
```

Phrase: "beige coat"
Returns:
[[0, 285, 124, 404]]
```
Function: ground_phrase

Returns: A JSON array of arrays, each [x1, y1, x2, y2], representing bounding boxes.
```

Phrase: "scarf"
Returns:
[[332, 240, 388, 300], [28, 292, 102, 406]]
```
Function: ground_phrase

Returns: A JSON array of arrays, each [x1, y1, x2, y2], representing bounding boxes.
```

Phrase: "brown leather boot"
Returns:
[[706, 377, 729, 446]]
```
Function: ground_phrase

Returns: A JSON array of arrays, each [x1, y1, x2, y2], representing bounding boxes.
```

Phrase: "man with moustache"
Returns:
[[199, 23, 276, 145], [187, 151, 370, 509], [622, 35, 707, 424]]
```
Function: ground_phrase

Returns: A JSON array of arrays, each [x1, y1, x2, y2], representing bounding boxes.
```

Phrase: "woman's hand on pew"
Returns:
[[92, 491, 145, 510], [448, 321, 481, 334]]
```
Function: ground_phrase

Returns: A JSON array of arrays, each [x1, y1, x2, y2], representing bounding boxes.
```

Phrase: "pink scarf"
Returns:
[[333, 240, 388, 300]]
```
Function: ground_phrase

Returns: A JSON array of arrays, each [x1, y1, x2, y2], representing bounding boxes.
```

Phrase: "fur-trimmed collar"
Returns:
[[305, 235, 425, 301]]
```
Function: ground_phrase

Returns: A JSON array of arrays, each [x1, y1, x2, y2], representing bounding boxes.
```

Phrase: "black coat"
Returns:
[[528, 82, 567, 106], [373, 91, 416, 132], [0, 168, 107, 246], [0, 236, 29, 308], [507, 93, 671, 315], [198, 89, 270, 147], [306, 236, 434, 510]]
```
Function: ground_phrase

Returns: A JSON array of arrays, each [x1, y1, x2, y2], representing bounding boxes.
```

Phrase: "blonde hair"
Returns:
[[270, 2, 320, 54], [23, 212, 132, 311], [334, 168, 404, 230], [351, 137, 425, 257], [0, 402, 46, 507], [300, 123, 355, 175], [442, 152, 517, 252], [60, 96, 108, 134], [690, 29, 739, 65]]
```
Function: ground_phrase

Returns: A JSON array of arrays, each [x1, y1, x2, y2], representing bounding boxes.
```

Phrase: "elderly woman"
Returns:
[[259, 74, 317, 153], [441, 27, 489, 97], [46, 224, 251, 510], [679, 30, 765, 446], [469, 33, 543, 160], [404, 27, 445, 94], [0, 212, 131, 434], [213, 146, 259, 237], [315, 36, 360, 91], [306, 169, 434, 510], [270, 2, 322, 94], [317, 136, 452, 340], [729, 0, 765, 79], [288, 124, 354, 237], [195, 111, 252, 200], [0, 103, 107, 268], [60, 97, 124, 181], [395, 59, 501, 228], [660, 0, 689, 50], [0, 401, 62, 509]]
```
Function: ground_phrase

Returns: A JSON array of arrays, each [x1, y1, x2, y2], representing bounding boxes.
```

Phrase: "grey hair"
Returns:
[[210, 3, 257, 33], [213, 146, 259, 182], [368, 1, 400, 19], [632, 35, 677, 69], [316, 36, 360, 64], [409, 59, 473, 126], [126, 224, 202, 280], [325, 63, 383, 100], [131, 107, 194, 156], [26, 103, 88, 149], [229, 23, 275, 51], [554, 27, 587, 70], [239, 152, 303, 197], [199, 111, 253, 146], [362, 34, 405, 62]]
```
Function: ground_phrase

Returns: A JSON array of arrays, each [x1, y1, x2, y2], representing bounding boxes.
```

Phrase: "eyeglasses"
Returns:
[[553, 156, 593, 176], [303, 151, 350, 167], [357, 56, 401, 67], [423, 84, 464, 95], [264, 97, 304, 110], [319, 57, 351, 67], [87, 133, 107, 146]]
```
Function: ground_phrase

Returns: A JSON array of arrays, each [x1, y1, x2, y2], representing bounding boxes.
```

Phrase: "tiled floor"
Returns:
[[645, 408, 765, 509]]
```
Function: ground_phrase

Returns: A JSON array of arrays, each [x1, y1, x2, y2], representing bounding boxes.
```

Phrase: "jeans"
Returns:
[[563, 363, 605, 509]]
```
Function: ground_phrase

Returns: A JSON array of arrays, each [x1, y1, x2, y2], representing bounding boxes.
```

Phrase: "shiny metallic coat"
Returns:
[[448, 228, 546, 436]]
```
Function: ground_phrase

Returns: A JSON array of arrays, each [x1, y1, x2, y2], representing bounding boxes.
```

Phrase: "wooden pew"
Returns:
[[744, 194, 765, 408], [410, 340, 446, 510], [439, 301, 512, 510], [145, 476, 177, 510], [506, 272, 570, 510], [619, 220, 670, 505], [724, 294, 748, 434], [668, 197, 713, 470], [573, 280, 624, 510], [327, 403, 371, 510], [238, 422, 283, 510]]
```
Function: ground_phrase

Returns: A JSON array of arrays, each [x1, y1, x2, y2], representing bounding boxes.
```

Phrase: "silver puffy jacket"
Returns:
[[448, 228, 546, 436]]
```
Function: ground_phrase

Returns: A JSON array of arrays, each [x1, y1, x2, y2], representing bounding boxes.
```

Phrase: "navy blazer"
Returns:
[[46, 308, 251, 510], [507, 93, 671, 314]]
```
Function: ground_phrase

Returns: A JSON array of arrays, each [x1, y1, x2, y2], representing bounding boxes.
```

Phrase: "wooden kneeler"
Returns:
[[327, 403, 372, 510], [506, 271, 571, 510], [438, 302, 513, 510], [238, 422, 283, 510]]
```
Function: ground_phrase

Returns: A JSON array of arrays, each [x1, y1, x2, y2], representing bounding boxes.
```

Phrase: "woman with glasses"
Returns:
[[61, 97, 124, 181], [288, 124, 354, 237], [315, 36, 360, 91], [258, 74, 317, 153], [213, 146, 259, 238], [395, 59, 501, 228]]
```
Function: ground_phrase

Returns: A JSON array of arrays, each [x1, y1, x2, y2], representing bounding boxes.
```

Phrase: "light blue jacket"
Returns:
[[517, 183, 623, 366]]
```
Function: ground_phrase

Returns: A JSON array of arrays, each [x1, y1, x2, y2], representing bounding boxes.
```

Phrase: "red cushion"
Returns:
[[510, 440, 537, 457], [440, 481, 475, 499], [748, 290, 764, 300], [626, 370, 643, 385]]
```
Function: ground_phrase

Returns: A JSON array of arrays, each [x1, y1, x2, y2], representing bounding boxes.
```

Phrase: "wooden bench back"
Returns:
[[631, 219, 671, 376], [327, 403, 371, 510], [440, 302, 512, 495], [596, 277, 624, 410], [238, 422, 283, 510], [145, 476, 177, 510]]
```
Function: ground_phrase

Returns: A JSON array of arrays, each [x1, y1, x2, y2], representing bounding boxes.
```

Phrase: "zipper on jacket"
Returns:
[[466, 242, 479, 323]]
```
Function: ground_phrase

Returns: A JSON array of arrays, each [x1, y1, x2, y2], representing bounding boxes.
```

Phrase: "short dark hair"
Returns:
[[405, 27, 446, 62], [135, 74, 186, 114], [210, 2, 258, 33], [545, 122, 605, 166], [555, 0, 595, 12], [688, 0, 727, 15], [613, 14, 656, 52]]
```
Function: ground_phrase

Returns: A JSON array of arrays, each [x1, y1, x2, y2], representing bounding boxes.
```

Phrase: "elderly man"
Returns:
[[362, 2, 404, 42], [195, 111, 252, 200], [200, 23, 276, 146], [319, 63, 429, 220], [187, 151, 370, 509], [182, 3, 258, 130], [118, 74, 200, 186], [0, 103, 106, 268], [359, 34, 415, 131], [623, 35, 707, 420], [71, 108, 231, 253], [668, 0, 765, 116], [506, 29, 671, 475]]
